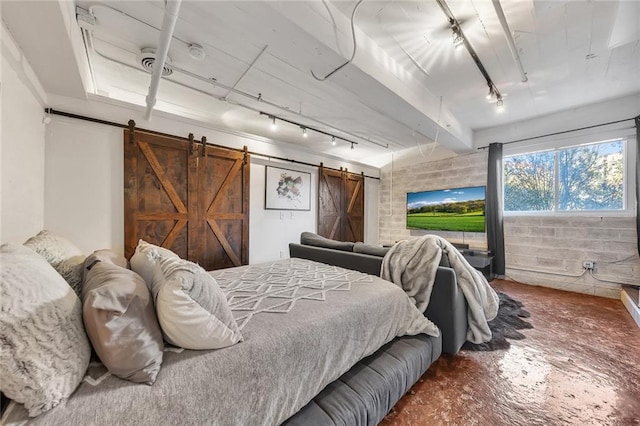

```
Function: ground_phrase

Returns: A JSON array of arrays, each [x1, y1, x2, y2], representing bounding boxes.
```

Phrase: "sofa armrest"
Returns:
[[289, 243, 383, 276], [425, 267, 468, 355]]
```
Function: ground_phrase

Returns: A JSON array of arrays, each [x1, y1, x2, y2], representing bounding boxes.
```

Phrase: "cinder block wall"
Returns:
[[379, 152, 640, 299], [379, 152, 488, 247], [505, 216, 639, 298]]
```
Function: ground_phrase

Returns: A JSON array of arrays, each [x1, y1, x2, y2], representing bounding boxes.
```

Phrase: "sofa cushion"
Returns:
[[82, 250, 164, 385], [0, 243, 90, 417], [24, 230, 85, 296], [353, 242, 390, 257], [300, 232, 354, 252], [130, 240, 243, 350]]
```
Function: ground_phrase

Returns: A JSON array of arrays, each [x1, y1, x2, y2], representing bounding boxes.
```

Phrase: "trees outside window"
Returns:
[[504, 140, 625, 213]]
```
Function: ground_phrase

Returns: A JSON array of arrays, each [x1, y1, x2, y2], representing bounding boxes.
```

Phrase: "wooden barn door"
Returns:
[[318, 168, 344, 240], [196, 145, 249, 270], [124, 130, 192, 259], [318, 166, 364, 242], [344, 172, 364, 242], [124, 130, 249, 269]]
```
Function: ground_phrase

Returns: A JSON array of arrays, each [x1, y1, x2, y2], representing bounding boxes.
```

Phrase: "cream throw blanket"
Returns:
[[381, 235, 499, 344]]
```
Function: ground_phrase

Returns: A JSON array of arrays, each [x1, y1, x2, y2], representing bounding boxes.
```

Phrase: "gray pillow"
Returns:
[[82, 250, 164, 385], [0, 243, 90, 417], [300, 232, 355, 252], [130, 240, 243, 350], [353, 242, 390, 257], [24, 230, 85, 296]]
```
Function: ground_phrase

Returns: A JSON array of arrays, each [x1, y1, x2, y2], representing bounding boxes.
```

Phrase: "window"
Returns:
[[504, 139, 625, 213]]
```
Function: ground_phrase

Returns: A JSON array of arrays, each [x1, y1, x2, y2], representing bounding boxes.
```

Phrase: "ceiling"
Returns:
[[3, 0, 639, 166]]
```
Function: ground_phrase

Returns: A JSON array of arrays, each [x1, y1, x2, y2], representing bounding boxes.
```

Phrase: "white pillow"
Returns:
[[0, 243, 91, 417], [24, 230, 85, 296], [130, 240, 243, 350]]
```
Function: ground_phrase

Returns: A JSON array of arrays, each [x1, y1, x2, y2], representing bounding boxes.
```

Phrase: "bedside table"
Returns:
[[461, 251, 493, 280]]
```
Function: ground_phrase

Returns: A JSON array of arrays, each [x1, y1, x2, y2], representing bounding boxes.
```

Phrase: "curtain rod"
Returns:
[[44, 108, 379, 180], [476, 116, 638, 150]]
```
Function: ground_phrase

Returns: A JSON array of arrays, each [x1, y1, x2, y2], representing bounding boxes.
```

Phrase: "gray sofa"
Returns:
[[289, 233, 469, 356]]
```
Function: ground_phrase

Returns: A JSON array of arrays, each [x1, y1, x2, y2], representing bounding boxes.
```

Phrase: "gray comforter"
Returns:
[[3, 259, 438, 426], [381, 235, 499, 344]]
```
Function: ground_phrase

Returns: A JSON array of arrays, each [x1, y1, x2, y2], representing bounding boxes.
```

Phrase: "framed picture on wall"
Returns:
[[265, 166, 311, 211]]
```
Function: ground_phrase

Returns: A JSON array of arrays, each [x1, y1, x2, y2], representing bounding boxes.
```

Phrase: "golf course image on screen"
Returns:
[[406, 186, 486, 232]]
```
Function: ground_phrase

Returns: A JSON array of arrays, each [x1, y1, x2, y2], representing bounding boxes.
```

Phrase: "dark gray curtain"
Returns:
[[636, 116, 639, 256], [487, 143, 505, 276]]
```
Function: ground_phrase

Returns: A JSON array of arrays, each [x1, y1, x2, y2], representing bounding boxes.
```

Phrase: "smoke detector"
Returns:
[[188, 43, 206, 60], [137, 47, 173, 76]]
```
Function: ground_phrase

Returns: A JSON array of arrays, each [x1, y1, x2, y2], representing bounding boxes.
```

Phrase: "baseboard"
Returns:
[[621, 288, 640, 329]]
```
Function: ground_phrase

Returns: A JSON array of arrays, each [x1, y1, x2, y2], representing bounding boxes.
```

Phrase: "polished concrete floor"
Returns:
[[382, 279, 640, 426]]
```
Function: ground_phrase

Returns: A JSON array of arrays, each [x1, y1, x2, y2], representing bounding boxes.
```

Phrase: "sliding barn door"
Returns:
[[124, 130, 249, 269], [196, 145, 249, 270], [318, 168, 344, 240], [344, 173, 365, 242], [124, 131, 192, 259], [318, 167, 364, 242]]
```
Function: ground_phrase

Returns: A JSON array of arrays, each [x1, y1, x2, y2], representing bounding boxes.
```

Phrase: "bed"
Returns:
[[2, 257, 441, 426]]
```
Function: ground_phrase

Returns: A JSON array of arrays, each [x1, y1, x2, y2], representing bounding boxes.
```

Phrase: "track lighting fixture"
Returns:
[[450, 20, 464, 49], [437, 0, 506, 112], [486, 85, 494, 100], [259, 111, 358, 149]]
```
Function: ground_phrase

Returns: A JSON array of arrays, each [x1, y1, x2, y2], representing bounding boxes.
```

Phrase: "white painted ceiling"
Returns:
[[3, 0, 640, 166]]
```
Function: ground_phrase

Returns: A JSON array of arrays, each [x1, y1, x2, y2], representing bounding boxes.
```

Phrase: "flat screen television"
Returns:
[[406, 186, 486, 232]]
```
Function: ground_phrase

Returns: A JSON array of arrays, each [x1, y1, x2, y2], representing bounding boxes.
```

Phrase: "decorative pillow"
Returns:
[[353, 242, 390, 257], [24, 230, 85, 296], [82, 250, 164, 385], [300, 232, 355, 252], [0, 243, 90, 417], [130, 240, 243, 350], [129, 240, 179, 289]]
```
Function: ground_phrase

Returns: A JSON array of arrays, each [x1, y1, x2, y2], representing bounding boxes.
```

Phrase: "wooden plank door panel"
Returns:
[[318, 168, 343, 240], [317, 168, 365, 243], [344, 173, 364, 243], [198, 146, 249, 270], [124, 130, 191, 259]]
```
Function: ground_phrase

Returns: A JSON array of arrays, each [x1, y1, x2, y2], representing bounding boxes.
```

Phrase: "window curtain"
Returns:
[[487, 143, 505, 276], [635, 116, 640, 256]]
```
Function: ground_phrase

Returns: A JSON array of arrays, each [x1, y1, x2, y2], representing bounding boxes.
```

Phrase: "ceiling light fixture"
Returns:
[[259, 111, 358, 148], [486, 85, 495, 100], [436, 0, 504, 110], [451, 21, 464, 49], [270, 116, 277, 130], [496, 97, 504, 112]]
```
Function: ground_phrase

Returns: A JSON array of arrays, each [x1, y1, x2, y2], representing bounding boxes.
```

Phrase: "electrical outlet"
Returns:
[[582, 260, 597, 271]]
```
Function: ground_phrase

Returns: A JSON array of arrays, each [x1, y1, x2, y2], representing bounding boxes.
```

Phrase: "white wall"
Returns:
[[43, 96, 380, 259], [44, 119, 123, 254], [249, 160, 317, 264], [1, 24, 47, 244]]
